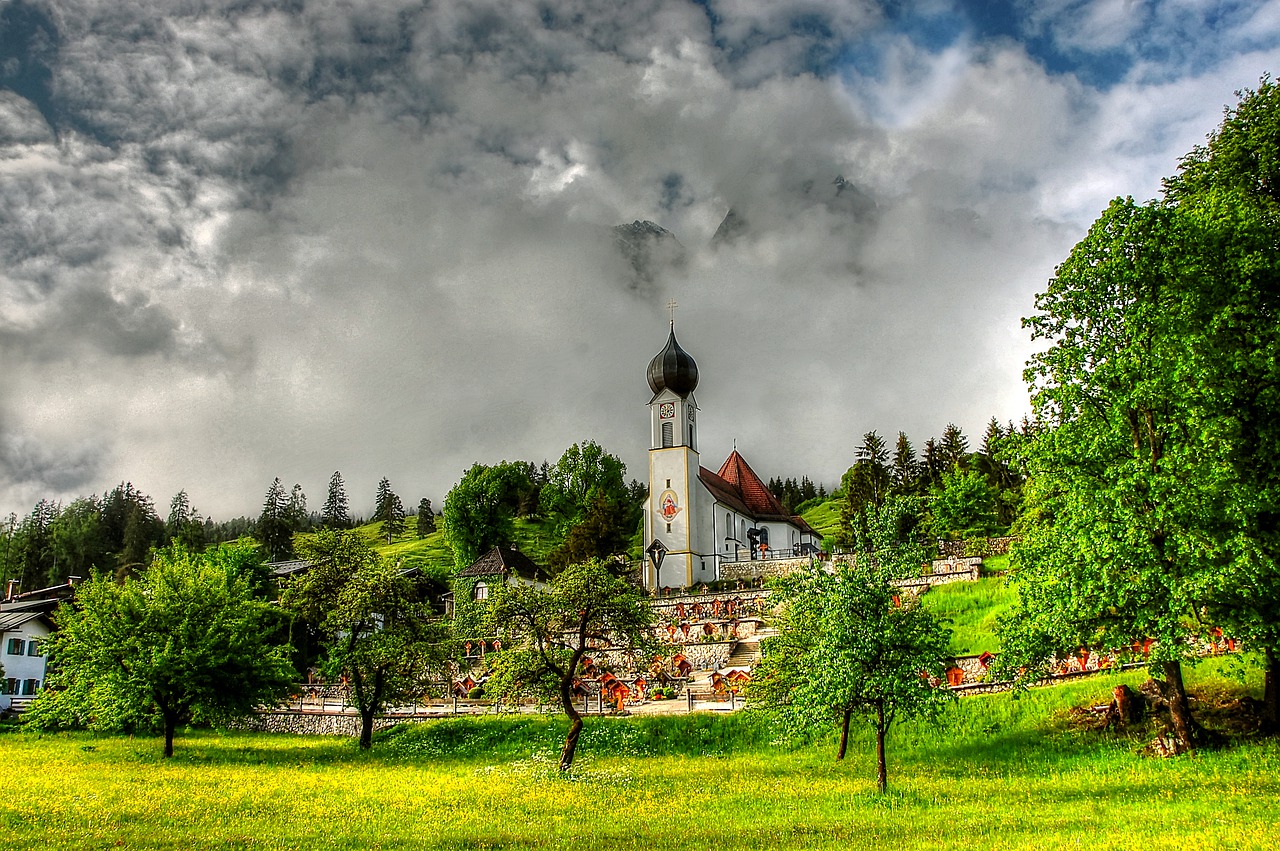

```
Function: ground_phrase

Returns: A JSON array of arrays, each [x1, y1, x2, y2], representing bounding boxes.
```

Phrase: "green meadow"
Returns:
[[4, 659, 1276, 850], [921, 575, 1019, 655]]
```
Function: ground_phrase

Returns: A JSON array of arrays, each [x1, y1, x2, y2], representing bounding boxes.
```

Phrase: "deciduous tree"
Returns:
[[284, 530, 449, 749], [27, 544, 294, 756], [750, 559, 953, 791], [482, 559, 656, 770], [1164, 78, 1280, 729], [539, 441, 629, 536], [442, 462, 532, 570], [1002, 197, 1212, 751]]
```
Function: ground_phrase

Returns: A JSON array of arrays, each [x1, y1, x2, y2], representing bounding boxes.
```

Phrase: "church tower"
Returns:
[[644, 323, 705, 589]]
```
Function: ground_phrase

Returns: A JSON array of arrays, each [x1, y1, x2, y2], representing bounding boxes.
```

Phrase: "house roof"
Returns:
[[0, 610, 53, 632], [268, 560, 313, 577], [0, 596, 63, 617], [457, 546, 548, 583], [698, 451, 819, 536]]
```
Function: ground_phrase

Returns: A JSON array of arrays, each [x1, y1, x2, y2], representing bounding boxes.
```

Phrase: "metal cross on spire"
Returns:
[[667, 298, 678, 326]]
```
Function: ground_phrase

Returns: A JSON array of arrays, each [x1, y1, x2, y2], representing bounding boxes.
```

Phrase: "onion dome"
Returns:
[[647, 325, 699, 397]]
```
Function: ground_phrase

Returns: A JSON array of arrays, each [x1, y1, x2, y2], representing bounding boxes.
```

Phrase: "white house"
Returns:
[[641, 324, 820, 590], [0, 602, 54, 704]]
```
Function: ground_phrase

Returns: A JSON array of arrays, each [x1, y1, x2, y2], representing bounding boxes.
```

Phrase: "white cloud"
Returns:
[[0, 0, 1277, 517]]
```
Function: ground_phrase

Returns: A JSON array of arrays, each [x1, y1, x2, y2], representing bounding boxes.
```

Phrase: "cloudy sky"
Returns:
[[1, 0, 1277, 521]]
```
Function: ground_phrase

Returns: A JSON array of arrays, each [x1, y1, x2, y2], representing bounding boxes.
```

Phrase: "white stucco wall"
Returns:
[[2, 619, 50, 695]]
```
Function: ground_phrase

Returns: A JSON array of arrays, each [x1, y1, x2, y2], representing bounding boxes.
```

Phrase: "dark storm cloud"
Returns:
[[0, 0, 1277, 517]]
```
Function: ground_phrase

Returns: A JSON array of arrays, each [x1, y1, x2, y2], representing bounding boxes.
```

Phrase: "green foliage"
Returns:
[[539, 441, 628, 534], [930, 467, 1000, 540], [2, 484, 168, 589], [415, 499, 436, 538], [284, 530, 450, 749], [1163, 78, 1280, 726], [751, 559, 953, 790], [442, 462, 533, 571], [166, 490, 206, 551], [1001, 78, 1280, 735], [547, 492, 635, 568], [1002, 197, 1209, 690], [853, 495, 927, 579], [26, 544, 294, 756]]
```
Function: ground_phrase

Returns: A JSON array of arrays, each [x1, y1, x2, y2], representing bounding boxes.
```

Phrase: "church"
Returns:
[[641, 324, 820, 590]]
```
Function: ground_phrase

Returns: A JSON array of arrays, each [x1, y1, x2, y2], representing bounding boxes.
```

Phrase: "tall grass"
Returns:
[[921, 576, 1017, 654], [3, 660, 1275, 850]]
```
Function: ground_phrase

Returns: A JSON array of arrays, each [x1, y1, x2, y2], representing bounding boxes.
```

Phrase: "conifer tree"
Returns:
[[287, 484, 308, 532], [374, 478, 406, 544], [323, 471, 351, 529], [416, 498, 436, 538], [939, 424, 968, 470], [256, 478, 293, 562], [891, 432, 918, 494]]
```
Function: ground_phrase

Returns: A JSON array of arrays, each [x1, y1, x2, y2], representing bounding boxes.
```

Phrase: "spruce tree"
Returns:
[[287, 484, 309, 532], [374, 478, 406, 544], [255, 478, 293, 562], [416, 498, 436, 538], [891, 432, 918, 493], [323, 471, 351, 529], [939, 423, 968, 470]]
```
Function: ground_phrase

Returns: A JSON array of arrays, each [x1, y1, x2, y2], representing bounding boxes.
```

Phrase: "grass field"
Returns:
[[4, 659, 1276, 850], [921, 576, 1019, 654], [355, 515, 564, 575]]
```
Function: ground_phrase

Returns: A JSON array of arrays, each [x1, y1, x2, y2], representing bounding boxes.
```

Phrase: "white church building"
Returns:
[[641, 324, 819, 590]]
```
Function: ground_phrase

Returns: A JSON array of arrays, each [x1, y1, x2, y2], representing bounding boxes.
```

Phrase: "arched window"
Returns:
[[473, 581, 489, 601]]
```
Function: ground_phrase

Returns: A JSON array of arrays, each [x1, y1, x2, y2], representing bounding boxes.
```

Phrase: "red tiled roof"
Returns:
[[715, 451, 790, 518], [698, 467, 752, 516], [698, 451, 821, 539]]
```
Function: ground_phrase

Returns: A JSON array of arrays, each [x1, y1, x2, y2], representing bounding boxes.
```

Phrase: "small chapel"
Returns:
[[641, 324, 820, 590]]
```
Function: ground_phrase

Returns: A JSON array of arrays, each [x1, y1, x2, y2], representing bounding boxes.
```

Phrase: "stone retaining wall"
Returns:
[[240, 711, 406, 736], [719, 557, 810, 582], [939, 536, 1020, 558]]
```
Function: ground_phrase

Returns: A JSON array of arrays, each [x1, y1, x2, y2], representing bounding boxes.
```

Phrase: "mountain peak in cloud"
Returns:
[[612, 220, 686, 293]]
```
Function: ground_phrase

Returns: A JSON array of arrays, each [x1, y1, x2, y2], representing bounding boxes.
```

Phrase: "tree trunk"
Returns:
[[163, 713, 176, 759], [836, 708, 852, 760], [1263, 646, 1280, 733], [559, 674, 584, 771], [359, 706, 375, 750], [1161, 660, 1201, 752], [357, 669, 384, 750], [875, 702, 888, 793]]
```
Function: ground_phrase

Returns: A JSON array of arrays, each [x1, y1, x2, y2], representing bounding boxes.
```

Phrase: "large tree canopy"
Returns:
[[1004, 79, 1280, 742], [442, 462, 533, 571], [27, 543, 294, 756], [1002, 197, 1214, 749], [539, 441, 630, 535]]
